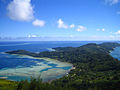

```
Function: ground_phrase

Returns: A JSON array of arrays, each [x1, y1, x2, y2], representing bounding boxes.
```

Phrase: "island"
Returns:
[[4, 42, 120, 90]]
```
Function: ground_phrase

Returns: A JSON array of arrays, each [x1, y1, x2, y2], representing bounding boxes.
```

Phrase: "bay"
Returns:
[[0, 41, 105, 81]]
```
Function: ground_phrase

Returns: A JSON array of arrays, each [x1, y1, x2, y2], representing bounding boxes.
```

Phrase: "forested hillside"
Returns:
[[6, 42, 120, 90]]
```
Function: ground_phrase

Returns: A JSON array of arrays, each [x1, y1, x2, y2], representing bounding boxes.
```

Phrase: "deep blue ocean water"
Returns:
[[0, 41, 118, 81]]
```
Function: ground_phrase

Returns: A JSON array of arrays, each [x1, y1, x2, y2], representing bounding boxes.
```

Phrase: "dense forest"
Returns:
[[4, 42, 120, 90]]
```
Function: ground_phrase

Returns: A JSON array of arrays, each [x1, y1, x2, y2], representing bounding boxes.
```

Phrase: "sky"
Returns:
[[0, 0, 120, 41]]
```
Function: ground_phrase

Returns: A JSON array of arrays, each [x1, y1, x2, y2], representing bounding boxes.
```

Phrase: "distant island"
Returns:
[[5, 42, 120, 90]]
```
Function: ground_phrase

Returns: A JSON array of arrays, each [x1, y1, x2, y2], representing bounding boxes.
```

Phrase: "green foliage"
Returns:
[[5, 42, 120, 90], [16, 77, 76, 90], [0, 79, 17, 90]]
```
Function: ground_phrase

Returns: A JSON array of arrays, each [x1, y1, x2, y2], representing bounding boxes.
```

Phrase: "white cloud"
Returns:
[[32, 35, 37, 37], [28, 35, 31, 38], [28, 34, 37, 38], [96, 28, 105, 32], [7, 0, 34, 21], [105, 0, 119, 5], [70, 24, 75, 28], [115, 30, 120, 34], [57, 19, 76, 29], [76, 25, 87, 32], [102, 28, 105, 31], [32, 19, 45, 27], [57, 19, 68, 29]]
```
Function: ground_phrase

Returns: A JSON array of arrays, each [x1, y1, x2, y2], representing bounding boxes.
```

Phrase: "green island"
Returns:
[[2, 42, 120, 90]]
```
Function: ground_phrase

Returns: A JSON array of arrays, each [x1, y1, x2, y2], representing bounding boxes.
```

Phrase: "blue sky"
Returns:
[[0, 0, 120, 41]]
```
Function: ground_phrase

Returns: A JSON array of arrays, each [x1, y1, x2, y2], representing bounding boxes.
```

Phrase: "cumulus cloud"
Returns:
[[57, 19, 76, 29], [7, 0, 34, 21], [76, 25, 87, 32], [97, 28, 105, 32], [70, 24, 75, 28], [57, 19, 68, 29], [115, 30, 120, 34], [105, 0, 119, 5], [32, 19, 45, 27]]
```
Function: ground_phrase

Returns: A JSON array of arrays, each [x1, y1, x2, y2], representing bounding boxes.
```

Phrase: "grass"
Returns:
[[0, 79, 18, 90]]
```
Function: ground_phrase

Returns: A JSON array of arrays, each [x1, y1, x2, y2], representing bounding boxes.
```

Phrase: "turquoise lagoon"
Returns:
[[0, 41, 107, 81]]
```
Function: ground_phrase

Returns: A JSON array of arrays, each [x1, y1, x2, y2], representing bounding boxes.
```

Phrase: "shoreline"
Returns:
[[0, 77, 8, 79], [6, 53, 73, 67], [1, 53, 74, 82]]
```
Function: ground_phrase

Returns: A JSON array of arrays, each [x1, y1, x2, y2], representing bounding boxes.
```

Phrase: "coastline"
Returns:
[[1, 53, 73, 82], [6, 53, 73, 67], [0, 77, 8, 79], [110, 46, 120, 60]]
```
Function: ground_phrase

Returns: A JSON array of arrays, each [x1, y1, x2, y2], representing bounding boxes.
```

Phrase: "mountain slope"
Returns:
[[6, 42, 120, 90]]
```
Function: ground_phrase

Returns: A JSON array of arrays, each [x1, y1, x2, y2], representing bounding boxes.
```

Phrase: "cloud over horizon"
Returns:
[[115, 30, 120, 34], [28, 34, 37, 38], [96, 28, 105, 32]]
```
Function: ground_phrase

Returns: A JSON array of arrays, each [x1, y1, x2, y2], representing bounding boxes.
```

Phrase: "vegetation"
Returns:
[[4, 42, 120, 90], [0, 79, 17, 90]]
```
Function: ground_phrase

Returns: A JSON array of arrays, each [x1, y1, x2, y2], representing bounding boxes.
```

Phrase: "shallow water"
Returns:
[[0, 41, 105, 81], [0, 53, 72, 81]]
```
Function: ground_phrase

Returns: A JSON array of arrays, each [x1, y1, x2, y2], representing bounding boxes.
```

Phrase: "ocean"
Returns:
[[0, 41, 117, 81]]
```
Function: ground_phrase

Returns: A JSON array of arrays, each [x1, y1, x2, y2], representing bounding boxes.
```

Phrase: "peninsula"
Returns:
[[5, 42, 120, 90]]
